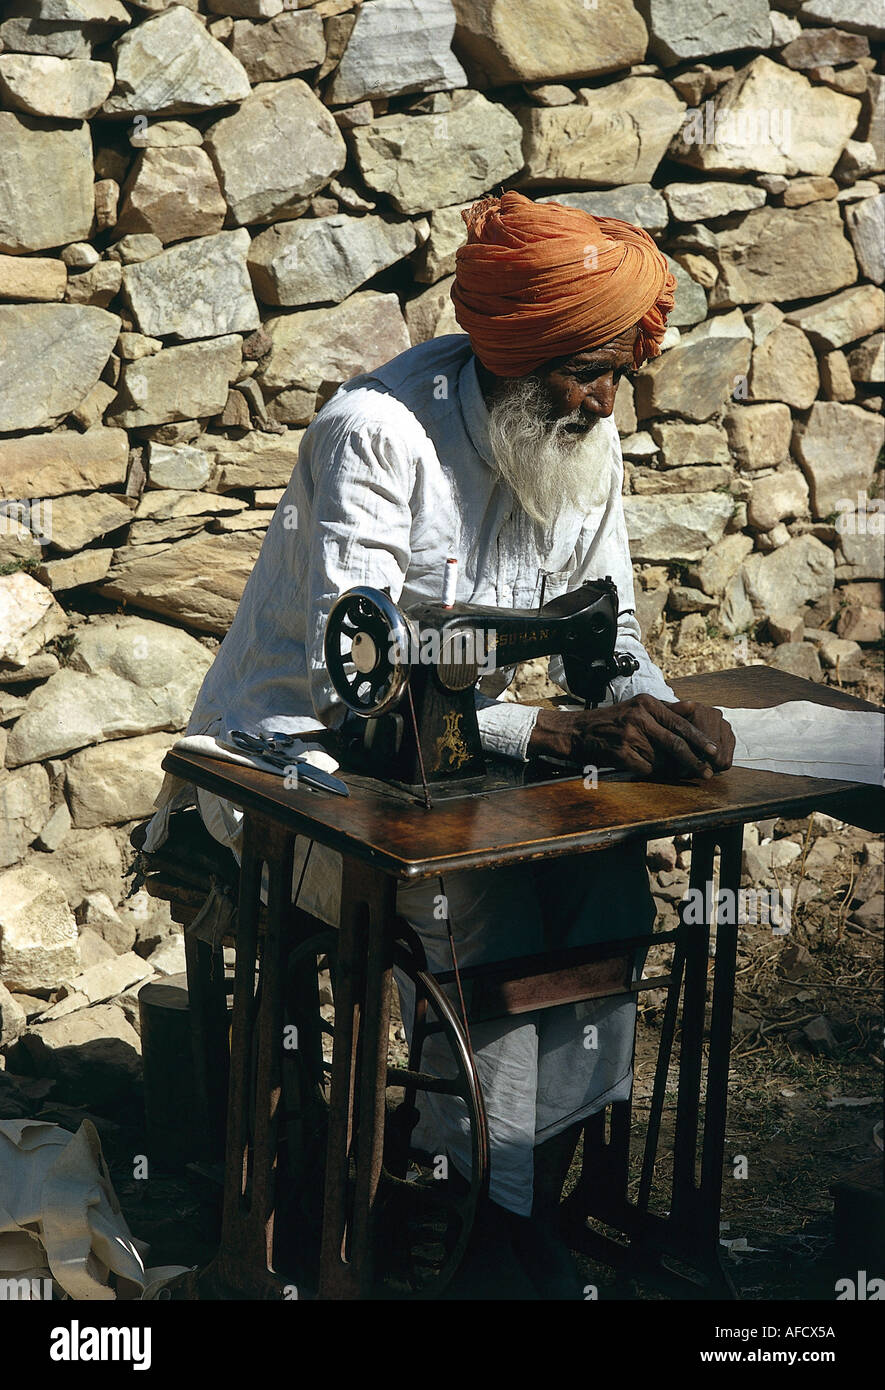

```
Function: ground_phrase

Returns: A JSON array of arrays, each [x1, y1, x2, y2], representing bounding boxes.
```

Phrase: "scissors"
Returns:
[[229, 730, 350, 797]]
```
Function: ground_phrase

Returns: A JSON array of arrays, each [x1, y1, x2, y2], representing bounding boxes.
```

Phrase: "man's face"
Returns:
[[484, 363, 622, 527], [535, 323, 641, 434]]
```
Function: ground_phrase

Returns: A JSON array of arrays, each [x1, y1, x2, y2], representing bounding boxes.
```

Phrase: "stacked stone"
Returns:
[[0, 0, 883, 1081]]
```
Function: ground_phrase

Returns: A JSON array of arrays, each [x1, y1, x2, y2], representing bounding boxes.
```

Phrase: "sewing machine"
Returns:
[[323, 577, 639, 796]]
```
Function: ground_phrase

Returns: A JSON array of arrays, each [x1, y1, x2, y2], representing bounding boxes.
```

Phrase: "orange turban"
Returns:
[[451, 191, 676, 377]]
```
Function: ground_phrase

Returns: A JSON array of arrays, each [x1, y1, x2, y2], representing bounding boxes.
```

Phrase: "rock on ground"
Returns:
[[77, 893, 136, 956], [59, 950, 154, 1005], [26, 828, 124, 912], [13, 1003, 141, 1105], [0, 865, 80, 993], [64, 731, 177, 829], [145, 933, 186, 976], [770, 642, 823, 681], [0, 982, 27, 1046]]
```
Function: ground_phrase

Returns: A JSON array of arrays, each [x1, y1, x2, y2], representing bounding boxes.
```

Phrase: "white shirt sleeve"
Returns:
[[475, 694, 541, 761]]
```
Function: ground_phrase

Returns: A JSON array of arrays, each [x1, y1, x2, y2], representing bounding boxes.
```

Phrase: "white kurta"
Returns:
[[150, 334, 676, 1214]]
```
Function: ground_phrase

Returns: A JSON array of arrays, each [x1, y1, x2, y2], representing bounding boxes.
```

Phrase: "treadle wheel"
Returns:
[[275, 930, 489, 1299]]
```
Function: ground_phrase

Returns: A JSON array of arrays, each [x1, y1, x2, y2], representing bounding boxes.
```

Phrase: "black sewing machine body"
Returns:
[[324, 578, 639, 797]]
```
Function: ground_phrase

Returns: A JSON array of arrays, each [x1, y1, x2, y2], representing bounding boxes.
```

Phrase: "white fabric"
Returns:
[[719, 702, 884, 785], [176, 732, 340, 777], [143, 735, 339, 853], [0, 1120, 189, 1300]]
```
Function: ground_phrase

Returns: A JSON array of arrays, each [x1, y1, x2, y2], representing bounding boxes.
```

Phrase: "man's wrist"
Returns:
[[530, 708, 596, 762]]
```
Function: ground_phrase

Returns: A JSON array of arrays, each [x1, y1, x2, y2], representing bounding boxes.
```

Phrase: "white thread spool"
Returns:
[[442, 556, 458, 608]]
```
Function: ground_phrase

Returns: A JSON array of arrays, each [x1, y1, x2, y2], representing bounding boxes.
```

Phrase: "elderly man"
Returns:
[[150, 191, 734, 1297]]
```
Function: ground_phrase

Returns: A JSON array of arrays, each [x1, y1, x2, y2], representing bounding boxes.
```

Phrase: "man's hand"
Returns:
[[528, 695, 735, 780], [666, 700, 735, 773]]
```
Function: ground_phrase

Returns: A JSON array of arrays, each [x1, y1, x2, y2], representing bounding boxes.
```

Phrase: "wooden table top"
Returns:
[[163, 666, 883, 881]]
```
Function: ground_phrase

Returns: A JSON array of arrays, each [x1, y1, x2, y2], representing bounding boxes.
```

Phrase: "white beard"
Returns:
[[485, 373, 617, 527]]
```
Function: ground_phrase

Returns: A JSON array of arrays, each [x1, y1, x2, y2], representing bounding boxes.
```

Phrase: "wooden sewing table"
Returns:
[[161, 667, 883, 1301]]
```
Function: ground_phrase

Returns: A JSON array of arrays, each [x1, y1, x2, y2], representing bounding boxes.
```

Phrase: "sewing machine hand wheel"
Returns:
[[325, 586, 413, 717]]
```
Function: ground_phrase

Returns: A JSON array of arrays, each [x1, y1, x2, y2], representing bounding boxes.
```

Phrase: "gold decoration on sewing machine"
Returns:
[[433, 711, 471, 772]]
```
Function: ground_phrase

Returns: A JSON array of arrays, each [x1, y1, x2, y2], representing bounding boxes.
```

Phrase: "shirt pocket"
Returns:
[[532, 561, 576, 608]]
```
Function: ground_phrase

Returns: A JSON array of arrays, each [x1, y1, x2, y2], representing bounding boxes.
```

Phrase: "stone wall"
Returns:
[[0, 1, 883, 1037]]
